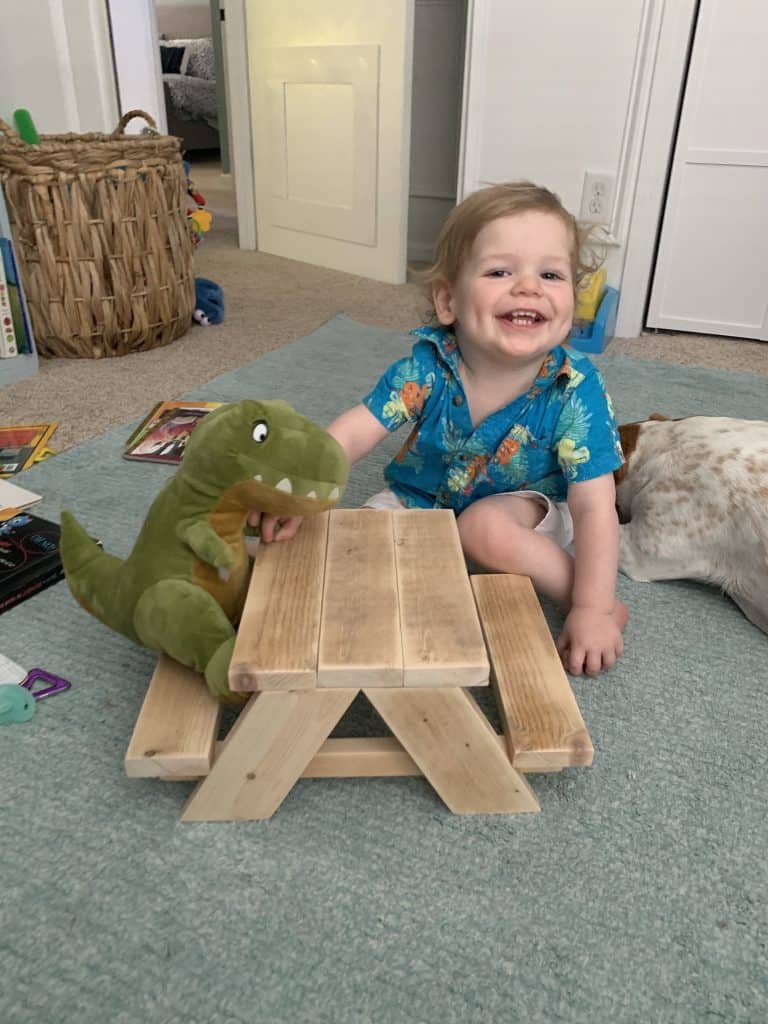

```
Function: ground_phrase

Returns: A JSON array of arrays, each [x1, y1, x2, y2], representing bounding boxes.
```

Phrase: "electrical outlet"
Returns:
[[580, 171, 615, 225]]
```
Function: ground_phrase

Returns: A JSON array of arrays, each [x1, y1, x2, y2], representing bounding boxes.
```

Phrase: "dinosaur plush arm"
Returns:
[[176, 519, 235, 571]]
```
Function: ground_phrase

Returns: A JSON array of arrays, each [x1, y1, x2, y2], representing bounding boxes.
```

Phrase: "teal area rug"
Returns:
[[2, 315, 767, 1024]]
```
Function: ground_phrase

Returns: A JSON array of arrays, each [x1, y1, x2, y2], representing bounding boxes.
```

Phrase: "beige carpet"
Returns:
[[2, 160, 767, 452]]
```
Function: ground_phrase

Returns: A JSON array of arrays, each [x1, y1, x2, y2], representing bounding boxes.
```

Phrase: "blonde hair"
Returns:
[[421, 181, 600, 298]]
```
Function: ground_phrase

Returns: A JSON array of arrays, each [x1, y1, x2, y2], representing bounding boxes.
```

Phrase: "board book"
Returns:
[[0, 423, 58, 477], [123, 400, 221, 465], [0, 511, 63, 614]]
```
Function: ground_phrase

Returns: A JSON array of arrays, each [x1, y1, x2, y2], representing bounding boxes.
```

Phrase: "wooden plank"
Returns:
[[125, 656, 221, 779], [471, 574, 594, 771], [393, 509, 489, 687], [317, 510, 403, 687], [181, 688, 357, 821], [133, 732, 560, 781], [366, 687, 540, 813], [302, 736, 422, 777], [228, 512, 330, 692]]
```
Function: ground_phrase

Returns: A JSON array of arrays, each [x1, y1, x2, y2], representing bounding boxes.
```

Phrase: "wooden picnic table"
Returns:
[[126, 509, 593, 820]]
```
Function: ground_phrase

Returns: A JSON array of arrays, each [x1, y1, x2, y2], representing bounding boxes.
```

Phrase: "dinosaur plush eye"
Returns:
[[251, 420, 269, 443]]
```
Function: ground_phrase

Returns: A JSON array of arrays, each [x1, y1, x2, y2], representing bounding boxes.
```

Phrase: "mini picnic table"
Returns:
[[126, 509, 593, 820]]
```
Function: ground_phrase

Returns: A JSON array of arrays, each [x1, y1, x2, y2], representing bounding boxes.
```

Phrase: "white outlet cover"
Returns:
[[580, 171, 615, 225]]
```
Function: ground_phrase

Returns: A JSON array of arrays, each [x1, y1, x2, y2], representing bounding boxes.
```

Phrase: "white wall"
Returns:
[[0, 0, 118, 134], [460, 0, 691, 336]]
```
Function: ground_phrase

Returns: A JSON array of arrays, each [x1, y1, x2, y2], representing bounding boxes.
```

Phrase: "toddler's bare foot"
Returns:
[[614, 600, 629, 632]]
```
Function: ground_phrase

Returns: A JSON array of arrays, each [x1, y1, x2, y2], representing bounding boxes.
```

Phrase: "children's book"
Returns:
[[0, 512, 63, 615], [0, 478, 42, 519], [0, 237, 34, 355], [0, 423, 58, 477], [123, 400, 221, 465], [0, 239, 18, 357]]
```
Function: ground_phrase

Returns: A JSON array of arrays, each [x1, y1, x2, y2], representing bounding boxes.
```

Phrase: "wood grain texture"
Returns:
[[471, 574, 594, 770], [302, 736, 421, 777], [393, 509, 489, 687], [125, 656, 221, 778], [317, 510, 403, 687], [229, 512, 330, 691], [181, 688, 357, 821], [366, 686, 540, 813]]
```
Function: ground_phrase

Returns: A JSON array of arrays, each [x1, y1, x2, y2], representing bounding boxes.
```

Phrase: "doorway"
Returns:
[[153, 2, 237, 238], [112, 1, 468, 276]]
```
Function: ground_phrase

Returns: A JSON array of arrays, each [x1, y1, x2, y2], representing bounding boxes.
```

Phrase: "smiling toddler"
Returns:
[[255, 182, 628, 676]]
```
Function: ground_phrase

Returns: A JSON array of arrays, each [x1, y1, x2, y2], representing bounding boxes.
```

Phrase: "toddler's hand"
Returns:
[[247, 511, 304, 543], [556, 603, 627, 677]]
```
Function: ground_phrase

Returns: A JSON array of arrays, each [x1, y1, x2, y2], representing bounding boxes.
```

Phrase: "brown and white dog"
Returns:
[[615, 414, 768, 635]]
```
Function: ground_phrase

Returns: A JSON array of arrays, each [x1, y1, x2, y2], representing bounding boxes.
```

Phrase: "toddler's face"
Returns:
[[433, 210, 575, 367]]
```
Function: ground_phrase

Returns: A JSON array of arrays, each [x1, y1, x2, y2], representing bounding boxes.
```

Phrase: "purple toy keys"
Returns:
[[20, 668, 71, 700]]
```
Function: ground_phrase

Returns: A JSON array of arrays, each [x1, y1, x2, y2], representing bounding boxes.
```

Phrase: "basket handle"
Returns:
[[0, 117, 20, 140], [112, 110, 158, 136]]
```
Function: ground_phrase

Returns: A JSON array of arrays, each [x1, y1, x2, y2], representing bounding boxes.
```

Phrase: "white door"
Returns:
[[244, 1, 414, 285], [647, 0, 768, 341]]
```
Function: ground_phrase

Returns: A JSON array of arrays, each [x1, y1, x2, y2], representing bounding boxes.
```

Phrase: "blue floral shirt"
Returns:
[[362, 326, 624, 512]]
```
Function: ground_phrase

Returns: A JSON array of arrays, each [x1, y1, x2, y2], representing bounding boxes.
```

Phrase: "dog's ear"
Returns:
[[615, 421, 642, 484], [649, 412, 669, 421]]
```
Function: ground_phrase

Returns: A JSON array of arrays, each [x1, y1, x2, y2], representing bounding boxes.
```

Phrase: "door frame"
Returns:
[[222, 0, 256, 249], [614, 0, 698, 338]]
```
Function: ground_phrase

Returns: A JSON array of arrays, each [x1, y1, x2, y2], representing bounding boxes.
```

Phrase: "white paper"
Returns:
[[0, 478, 42, 513]]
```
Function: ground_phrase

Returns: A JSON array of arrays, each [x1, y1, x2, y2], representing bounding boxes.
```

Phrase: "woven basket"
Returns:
[[0, 111, 195, 358]]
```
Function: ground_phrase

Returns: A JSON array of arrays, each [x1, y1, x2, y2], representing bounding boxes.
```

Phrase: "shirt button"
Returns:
[[452, 395, 464, 406]]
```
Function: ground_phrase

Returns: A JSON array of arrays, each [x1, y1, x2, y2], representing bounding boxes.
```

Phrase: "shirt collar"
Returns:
[[411, 324, 576, 392]]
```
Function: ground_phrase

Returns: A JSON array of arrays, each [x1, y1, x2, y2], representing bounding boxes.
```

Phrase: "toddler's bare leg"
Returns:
[[457, 494, 574, 607]]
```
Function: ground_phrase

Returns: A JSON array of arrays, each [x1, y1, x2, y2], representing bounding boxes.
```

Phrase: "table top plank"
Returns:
[[471, 574, 594, 770], [317, 510, 403, 687], [393, 509, 489, 687], [228, 512, 330, 692]]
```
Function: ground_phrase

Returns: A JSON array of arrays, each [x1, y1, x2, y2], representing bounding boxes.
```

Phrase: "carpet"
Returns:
[[2, 315, 766, 1024]]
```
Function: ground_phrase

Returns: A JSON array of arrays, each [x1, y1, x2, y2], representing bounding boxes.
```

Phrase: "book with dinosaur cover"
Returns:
[[0, 423, 58, 477], [0, 511, 63, 614], [123, 400, 221, 464]]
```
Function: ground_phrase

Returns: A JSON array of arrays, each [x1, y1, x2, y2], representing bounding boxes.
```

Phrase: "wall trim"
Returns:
[[49, 0, 81, 131]]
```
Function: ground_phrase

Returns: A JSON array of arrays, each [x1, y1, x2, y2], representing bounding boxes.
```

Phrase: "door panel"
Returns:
[[246, 1, 414, 284], [647, 0, 768, 340], [260, 45, 378, 244]]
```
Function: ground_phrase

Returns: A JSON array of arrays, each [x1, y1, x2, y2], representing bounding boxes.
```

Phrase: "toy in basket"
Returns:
[[0, 110, 195, 358], [60, 400, 349, 702]]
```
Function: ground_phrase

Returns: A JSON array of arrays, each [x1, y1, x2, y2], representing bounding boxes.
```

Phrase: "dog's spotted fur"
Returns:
[[616, 414, 768, 634]]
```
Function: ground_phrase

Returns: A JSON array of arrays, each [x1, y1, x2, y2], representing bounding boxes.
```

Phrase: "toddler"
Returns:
[[255, 182, 627, 677]]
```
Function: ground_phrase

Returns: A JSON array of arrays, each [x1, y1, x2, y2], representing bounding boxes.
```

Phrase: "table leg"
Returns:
[[181, 688, 358, 821], [365, 687, 540, 813]]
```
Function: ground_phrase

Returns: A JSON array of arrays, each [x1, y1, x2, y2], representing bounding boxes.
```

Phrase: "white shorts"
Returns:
[[363, 488, 573, 549]]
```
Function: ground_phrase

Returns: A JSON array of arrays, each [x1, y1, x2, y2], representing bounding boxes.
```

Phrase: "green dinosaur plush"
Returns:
[[60, 399, 348, 702]]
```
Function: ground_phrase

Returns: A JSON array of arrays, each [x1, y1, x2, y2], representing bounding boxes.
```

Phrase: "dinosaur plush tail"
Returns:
[[59, 510, 130, 635]]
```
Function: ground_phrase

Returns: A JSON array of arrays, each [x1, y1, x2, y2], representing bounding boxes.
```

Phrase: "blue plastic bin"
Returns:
[[568, 286, 619, 354]]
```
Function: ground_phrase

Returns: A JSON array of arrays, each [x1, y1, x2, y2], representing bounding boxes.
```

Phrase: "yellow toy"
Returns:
[[575, 267, 607, 321]]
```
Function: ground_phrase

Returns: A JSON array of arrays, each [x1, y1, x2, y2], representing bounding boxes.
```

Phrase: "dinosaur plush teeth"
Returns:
[[329, 487, 340, 500], [254, 474, 262, 481], [275, 478, 292, 493], [307, 491, 317, 499]]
